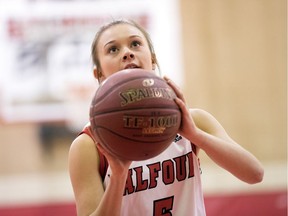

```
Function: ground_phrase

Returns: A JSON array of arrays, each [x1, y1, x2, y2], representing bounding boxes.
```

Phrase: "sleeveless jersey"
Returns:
[[80, 124, 206, 216]]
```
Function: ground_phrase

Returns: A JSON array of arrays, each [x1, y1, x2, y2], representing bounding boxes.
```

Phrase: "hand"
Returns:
[[164, 76, 198, 142], [96, 143, 132, 178]]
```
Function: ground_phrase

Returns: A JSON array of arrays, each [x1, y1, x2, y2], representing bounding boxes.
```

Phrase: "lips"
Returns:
[[124, 63, 140, 69]]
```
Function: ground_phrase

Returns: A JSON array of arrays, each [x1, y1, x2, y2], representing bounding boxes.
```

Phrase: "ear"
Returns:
[[93, 67, 102, 80], [151, 56, 157, 70]]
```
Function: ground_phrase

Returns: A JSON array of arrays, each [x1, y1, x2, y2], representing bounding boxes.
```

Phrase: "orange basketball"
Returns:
[[89, 69, 181, 161]]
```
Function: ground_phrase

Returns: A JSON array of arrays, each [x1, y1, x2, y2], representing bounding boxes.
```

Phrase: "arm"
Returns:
[[165, 77, 264, 184], [68, 134, 131, 216], [190, 108, 264, 184]]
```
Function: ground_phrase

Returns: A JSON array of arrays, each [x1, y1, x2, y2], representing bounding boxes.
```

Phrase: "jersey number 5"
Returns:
[[153, 196, 174, 216]]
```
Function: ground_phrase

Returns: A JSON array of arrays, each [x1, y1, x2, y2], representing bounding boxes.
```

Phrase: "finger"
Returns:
[[163, 75, 170, 82], [164, 76, 186, 103], [163, 76, 178, 91], [163, 75, 176, 88], [96, 143, 112, 158], [175, 97, 189, 115], [96, 143, 105, 154]]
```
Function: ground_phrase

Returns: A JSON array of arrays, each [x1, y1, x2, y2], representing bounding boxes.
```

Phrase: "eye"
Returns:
[[131, 40, 141, 48], [108, 46, 118, 54]]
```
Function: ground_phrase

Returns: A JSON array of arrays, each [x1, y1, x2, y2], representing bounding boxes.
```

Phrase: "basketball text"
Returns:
[[123, 114, 179, 134], [119, 87, 176, 106]]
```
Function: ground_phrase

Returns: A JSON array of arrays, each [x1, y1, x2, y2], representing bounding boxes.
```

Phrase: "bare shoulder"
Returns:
[[190, 108, 230, 139], [69, 134, 105, 215], [69, 133, 100, 169], [190, 108, 218, 127], [68, 133, 101, 190], [70, 133, 98, 157]]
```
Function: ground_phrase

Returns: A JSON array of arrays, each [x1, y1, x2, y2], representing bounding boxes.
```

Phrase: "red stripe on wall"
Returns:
[[0, 202, 76, 216], [0, 191, 286, 216], [204, 190, 287, 216]]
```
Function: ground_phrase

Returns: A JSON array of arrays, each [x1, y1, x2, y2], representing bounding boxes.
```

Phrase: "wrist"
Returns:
[[187, 127, 207, 148], [109, 167, 130, 181]]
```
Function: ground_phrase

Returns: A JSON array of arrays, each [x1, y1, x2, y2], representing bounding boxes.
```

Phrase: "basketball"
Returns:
[[89, 69, 181, 161]]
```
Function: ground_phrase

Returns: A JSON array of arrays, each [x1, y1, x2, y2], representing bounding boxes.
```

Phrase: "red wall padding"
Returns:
[[204, 190, 287, 216], [0, 202, 76, 216], [0, 191, 286, 216]]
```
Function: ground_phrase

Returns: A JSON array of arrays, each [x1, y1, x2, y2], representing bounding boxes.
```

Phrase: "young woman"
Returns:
[[68, 19, 264, 216]]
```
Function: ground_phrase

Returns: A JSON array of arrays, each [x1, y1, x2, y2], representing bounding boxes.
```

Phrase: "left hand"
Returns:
[[163, 76, 199, 141]]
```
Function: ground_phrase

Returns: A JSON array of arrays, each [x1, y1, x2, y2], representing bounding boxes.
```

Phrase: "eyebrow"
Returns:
[[104, 35, 142, 48]]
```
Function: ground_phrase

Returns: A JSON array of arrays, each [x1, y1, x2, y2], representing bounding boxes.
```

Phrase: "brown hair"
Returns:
[[91, 19, 160, 77]]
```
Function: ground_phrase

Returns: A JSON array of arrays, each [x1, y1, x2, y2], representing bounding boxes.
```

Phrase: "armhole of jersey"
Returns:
[[191, 143, 197, 154], [191, 142, 201, 169], [97, 145, 109, 181], [80, 126, 109, 181]]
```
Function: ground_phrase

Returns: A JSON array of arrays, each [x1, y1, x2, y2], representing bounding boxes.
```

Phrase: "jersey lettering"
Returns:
[[123, 151, 195, 196], [147, 162, 161, 189], [187, 151, 195, 178], [134, 166, 148, 192], [173, 155, 187, 181], [162, 160, 175, 185], [153, 196, 174, 216], [124, 169, 135, 195]]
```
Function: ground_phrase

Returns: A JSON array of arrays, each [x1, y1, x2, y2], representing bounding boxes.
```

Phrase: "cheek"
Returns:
[[101, 63, 120, 77], [101, 58, 117, 70], [144, 51, 154, 68], [144, 56, 154, 70]]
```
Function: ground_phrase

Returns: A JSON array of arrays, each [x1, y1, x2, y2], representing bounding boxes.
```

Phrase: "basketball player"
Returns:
[[68, 19, 264, 216]]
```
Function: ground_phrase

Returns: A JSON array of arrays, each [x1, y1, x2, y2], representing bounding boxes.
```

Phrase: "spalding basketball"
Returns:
[[89, 69, 181, 161]]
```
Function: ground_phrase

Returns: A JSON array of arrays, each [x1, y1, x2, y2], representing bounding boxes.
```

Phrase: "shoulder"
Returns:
[[69, 133, 100, 176], [70, 132, 95, 153], [69, 122, 96, 156], [190, 108, 230, 139], [68, 134, 105, 215], [190, 108, 217, 127]]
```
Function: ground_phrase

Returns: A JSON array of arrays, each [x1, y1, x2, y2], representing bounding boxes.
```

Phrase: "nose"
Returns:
[[123, 50, 135, 61]]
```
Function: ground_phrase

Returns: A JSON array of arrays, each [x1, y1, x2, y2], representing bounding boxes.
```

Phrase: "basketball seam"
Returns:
[[95, 126, 176, 144], [94, 75, 165, 104], [91, 106, 180, 116]]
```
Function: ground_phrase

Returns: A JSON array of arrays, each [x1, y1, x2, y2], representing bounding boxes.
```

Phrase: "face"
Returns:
[[95, 24, 155, 82]]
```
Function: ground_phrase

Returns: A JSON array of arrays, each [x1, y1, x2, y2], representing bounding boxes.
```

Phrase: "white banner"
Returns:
[[0, 0, 182, 128]]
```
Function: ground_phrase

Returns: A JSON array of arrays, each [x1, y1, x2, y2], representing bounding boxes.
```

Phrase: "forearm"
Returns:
[[192, 128, 264, 184], [90, 174, 127, 216]]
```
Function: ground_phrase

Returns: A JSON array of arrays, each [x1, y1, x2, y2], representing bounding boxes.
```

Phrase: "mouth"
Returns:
[[124, 63, 140, 69]]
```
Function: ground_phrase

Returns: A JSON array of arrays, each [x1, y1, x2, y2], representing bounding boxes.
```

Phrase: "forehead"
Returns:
[[98, 23, 146, 46]]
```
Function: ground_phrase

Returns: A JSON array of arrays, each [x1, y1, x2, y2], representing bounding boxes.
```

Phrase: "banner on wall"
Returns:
[[0, 0, 182, 129]]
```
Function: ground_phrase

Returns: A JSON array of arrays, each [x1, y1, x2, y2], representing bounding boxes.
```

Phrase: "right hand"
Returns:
[[96, 143, 132, 178]]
